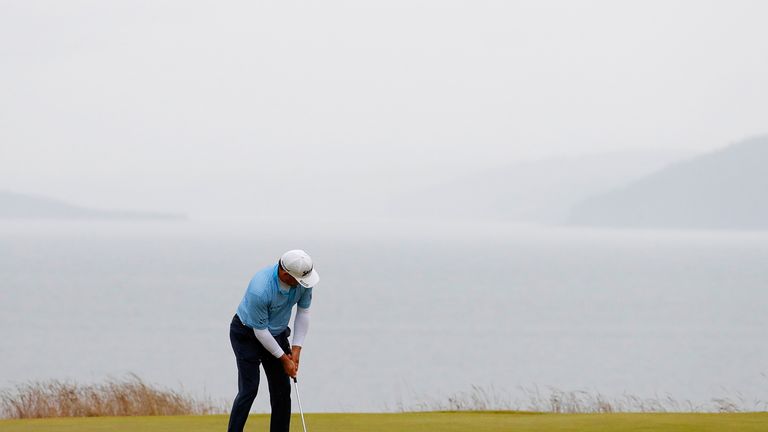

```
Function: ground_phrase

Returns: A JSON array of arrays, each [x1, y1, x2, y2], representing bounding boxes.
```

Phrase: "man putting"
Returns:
[[228, 249, 318, 432]]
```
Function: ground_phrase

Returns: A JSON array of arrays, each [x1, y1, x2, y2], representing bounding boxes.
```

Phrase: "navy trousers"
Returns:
[[227, 314, 292, 432]]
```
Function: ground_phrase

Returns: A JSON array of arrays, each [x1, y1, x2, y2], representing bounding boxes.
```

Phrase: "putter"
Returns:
[[293, 377, 308, 432]]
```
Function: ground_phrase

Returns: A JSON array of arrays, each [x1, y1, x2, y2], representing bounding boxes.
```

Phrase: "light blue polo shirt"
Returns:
[[236, 263, 313, 336]]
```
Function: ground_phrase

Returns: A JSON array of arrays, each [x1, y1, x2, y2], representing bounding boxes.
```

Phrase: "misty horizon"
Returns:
[[2, 1, 767, 221]]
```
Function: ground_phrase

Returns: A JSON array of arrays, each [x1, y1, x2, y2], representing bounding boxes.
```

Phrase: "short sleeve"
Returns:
[[249, 291, 271, 330], [297, 287, 313, 309]]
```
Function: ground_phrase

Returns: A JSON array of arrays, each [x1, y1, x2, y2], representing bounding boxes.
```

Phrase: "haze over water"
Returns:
[[1, 220, 766, 412]]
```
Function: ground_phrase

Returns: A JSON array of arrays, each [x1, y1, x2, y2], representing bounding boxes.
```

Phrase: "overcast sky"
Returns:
[[1, 1, 766, 218]]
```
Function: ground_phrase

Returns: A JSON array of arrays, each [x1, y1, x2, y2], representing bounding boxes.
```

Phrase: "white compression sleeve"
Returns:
[[253, 328, 286, 358], [292, 307, 311, 347]]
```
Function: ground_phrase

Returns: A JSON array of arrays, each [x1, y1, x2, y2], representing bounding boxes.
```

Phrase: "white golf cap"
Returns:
[[279, 249, 320, 288]]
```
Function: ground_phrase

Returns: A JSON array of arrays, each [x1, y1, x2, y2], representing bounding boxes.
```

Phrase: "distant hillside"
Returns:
[[384, 150, 689, 223], [569, 136, 768, 230], [0, 191, 185, 220]]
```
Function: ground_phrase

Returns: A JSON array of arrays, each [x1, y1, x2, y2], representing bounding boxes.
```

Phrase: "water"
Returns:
[[1, 219, 767, 412]]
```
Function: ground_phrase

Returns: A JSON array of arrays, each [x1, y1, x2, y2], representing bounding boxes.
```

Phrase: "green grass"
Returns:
[[1, 412, 767, 432]]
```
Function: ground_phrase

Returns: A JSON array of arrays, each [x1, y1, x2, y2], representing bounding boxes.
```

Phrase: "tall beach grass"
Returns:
[[0, 374, 223, 419], [3, 375, 766, 419], [403, 384, 768, 413]]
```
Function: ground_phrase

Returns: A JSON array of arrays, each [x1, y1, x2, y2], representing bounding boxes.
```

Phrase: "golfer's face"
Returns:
[[278, 269, 299, 287]]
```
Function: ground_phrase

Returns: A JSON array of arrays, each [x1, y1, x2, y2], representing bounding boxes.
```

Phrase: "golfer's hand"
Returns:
[[291, 346, 302, 373], [280, 354, 297, 377]]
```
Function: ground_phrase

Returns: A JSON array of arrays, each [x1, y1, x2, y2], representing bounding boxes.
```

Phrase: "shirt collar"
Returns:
[[277, 277, 292, 294], [274, 263, 297, 295]]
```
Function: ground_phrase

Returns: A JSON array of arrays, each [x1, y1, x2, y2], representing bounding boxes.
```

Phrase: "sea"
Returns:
[[1, 218, 767, 413]]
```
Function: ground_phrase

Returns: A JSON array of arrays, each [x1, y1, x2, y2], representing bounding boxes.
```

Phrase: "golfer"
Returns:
[[227, 249, 318, 432]]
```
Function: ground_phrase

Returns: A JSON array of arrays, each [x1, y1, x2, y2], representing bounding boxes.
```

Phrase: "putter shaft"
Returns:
[[293, 377, 308, 432]]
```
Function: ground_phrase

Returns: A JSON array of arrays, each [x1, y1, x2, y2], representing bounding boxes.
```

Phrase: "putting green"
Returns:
[[1, 412, 767, 431]]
